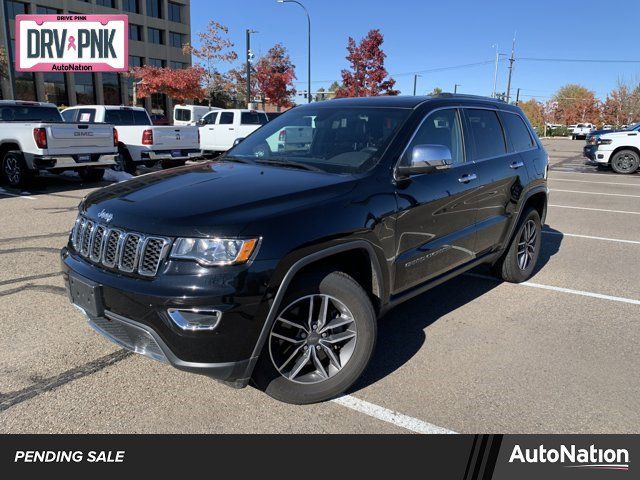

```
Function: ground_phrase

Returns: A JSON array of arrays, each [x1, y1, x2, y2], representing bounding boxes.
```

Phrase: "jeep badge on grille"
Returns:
[[98, 209, 113, 223]]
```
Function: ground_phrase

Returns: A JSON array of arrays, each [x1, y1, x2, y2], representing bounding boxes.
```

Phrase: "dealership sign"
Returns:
[[15, 14, 128, 72]]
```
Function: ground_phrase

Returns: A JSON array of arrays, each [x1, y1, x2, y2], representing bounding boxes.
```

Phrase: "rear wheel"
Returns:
[[113, 147, 137, 175], [610, 150, 640, 174], [78, 168, 105, 182], [252, 271, 376, 404], [493, 208, 541, 283], [2, 151, 33, 188]]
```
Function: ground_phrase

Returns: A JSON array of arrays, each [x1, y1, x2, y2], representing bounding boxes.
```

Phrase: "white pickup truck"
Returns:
[[62, 105, 200, 173], [570, 123, 594, 140], [0, 100, 117, 187], [585, 129, 640, 174], [199, 109, 268, 155]]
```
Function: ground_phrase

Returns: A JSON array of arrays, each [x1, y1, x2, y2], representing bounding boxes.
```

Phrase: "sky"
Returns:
[[189, 0, 640, 103]]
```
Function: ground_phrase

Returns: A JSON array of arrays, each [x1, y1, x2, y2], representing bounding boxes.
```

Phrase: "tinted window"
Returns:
[[403, 108, 464, 165], [465, 109, 506, 160], [0, 106, 63, 123], [241, 112, 268, 125], [175, 108, 191, 121], [219, 112, 234, 124], [202, 112, 218, 125], [501, 112, 535, 152], [104, 109, 151, 126], [61, 110, 76, 122]]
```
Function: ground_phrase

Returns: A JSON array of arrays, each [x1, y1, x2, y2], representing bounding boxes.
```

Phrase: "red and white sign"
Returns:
[[15, 14, 128, 73]]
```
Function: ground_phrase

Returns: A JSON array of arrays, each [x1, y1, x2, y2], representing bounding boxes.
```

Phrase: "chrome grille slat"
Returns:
[[71, 215, 169, 278]]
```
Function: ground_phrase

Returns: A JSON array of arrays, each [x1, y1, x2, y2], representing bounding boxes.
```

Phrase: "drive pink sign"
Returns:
[[15, 14, 128, 72]]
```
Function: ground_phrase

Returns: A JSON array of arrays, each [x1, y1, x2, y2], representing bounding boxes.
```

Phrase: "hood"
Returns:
[[600, 130, 640, 139], [82, 161, 359, 237]]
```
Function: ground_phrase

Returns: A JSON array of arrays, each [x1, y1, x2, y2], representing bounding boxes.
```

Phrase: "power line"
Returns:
[[519, 57, 640, 64]]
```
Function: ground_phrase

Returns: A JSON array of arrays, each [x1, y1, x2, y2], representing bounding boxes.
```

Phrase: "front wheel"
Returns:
[[611, 150, 640, 174], [493, 208, 542, 283], [252, 271, 376, 404]]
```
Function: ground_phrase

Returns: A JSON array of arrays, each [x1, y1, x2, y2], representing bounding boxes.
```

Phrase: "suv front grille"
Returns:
[[71, 215, 170, 277]]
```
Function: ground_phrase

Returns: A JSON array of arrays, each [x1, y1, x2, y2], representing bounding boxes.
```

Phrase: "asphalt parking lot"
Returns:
[[0, 137, 638, 434]]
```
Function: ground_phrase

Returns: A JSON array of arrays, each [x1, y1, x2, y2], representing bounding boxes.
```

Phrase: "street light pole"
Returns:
[[245, 29, 257, 108], [492, 44, 499, 98], [412, 74, 421, 96], [454, 83, 461, 94], [278, 0, 311, 103]]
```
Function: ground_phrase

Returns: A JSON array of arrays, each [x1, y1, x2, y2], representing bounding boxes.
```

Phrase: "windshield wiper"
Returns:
[[255, 158, 324, 172]]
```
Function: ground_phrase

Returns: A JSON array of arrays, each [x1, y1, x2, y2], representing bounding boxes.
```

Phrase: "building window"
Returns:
[[42, 72, 69, 106], [74, 73, 96, 105], [9, 40, 36, 101], [102, 73, 121, 105], [7, 1, 28, 20], [96, 0, 116, 7], [169, 61, 187, 69], [168, 2, 184, 23], [146, 0, 162, 18], [169, 32, 184, 49], [129, 24, 142, 41], [148, 58, 165, 68], [123, 0, 139, 14], [36, 6, 60, 14], [151, 92, 167, 116], [147, 27, 164, 45]]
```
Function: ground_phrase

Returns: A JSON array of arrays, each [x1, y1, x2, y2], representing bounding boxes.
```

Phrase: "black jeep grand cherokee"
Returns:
[[62, 95, 548, 404]]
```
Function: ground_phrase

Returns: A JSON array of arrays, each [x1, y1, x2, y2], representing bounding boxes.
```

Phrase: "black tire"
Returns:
[[252, 271, 377, 404], [161, 159, 186, 169], [143, 160, 157, 168], [493, 208, 542, 283], [78, 168, 105, 182], [113, 147, 137, 175], [571, 135, 576, 140], [610, 149, 640, 174], [1, 150, 33, 188]]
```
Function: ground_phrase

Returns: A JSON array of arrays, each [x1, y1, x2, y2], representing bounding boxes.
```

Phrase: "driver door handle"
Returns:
[[458, 173, 477, 184], [510, 161, 525, 169]]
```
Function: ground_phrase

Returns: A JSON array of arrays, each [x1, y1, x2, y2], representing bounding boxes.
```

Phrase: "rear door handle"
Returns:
[[458, 173, 477, 184], [510, 161, 525, 169]]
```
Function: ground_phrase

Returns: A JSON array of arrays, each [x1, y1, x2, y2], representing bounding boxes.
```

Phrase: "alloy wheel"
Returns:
[[269, 294, 357, 385], [4, 156, 21, 185], [614, 153, 637, 173], [517, 219, 538, 271]]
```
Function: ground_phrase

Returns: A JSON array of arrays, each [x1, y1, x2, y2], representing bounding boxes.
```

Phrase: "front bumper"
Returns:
[[61, 247, 276, 386]]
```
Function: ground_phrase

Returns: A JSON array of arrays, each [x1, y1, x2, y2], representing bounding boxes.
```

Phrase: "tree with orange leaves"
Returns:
[[130, 65, 206, 103], [255, 44, 297, 108]]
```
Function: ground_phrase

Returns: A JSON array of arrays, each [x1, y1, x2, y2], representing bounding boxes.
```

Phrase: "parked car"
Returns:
[[584, 122, 640, 163], [1, 100, 117, 186], [63, 106, 200, 173], [62, 94, 548, 404], [150, 114, 170, 126], [584, 128, 640, 174], [174, 105, 216, 126], [199, 109, 268, 155], [570, 123, 594, 140], [265, 115, 315, 153]]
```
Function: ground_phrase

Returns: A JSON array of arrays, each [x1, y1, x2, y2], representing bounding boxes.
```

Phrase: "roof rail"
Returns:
[[434, 92, 507, 103]]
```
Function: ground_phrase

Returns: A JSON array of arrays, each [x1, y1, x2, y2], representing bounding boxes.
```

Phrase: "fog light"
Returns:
[[167, 308, 222, 331], [597, 154, 604, 159]]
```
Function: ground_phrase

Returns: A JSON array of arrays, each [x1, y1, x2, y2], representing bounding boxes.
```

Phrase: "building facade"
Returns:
[[0, 0, 191, 117]]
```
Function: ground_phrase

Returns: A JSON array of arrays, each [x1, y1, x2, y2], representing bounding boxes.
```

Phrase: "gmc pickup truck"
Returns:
[[62, 94, 549, 404], [0, 100, 118, 187], [62, 106, 200, 174]]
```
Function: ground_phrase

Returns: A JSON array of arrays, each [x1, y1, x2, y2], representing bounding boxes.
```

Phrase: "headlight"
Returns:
[[596, 138, 612, 145], [170, 237, 260, 266]]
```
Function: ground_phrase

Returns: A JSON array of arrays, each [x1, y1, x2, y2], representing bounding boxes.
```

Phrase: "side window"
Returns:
[[465, 109, 506, 160], [402, 108, 464, 165], [219, 112, 234, 125], [61, 110, 76, 122], [203, 112, 218, 125], [500, 112, 535, 152]]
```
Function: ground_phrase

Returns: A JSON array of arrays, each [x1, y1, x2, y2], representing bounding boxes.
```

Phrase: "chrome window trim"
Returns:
[[138, 236, 171, 277]]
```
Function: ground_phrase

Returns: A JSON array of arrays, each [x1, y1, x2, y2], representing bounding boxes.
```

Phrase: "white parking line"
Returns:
[[332, 395, 456, 434], [550, 189, 640, 199], [543, 230, 640, 245], [0, 188, 35, 200], [466, 273, 640, 306], [549, 205, 640, 215], [550, 178, 640, 187], [550, 170, 640, 180]]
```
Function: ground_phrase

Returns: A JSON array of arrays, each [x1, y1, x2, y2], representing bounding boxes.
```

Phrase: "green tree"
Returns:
[[427, 87, 443, 96]]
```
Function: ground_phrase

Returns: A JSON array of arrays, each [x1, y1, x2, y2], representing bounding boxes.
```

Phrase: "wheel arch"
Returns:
[[0, 142, 22, 160], [610, 145, 640, 162]]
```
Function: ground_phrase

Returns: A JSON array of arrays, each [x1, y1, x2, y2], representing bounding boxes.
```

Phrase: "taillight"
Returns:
[[278, 130, 286, 141], [142, 129, 153, 145], [33, 128, 48, 149], [113, 127, 119, 146]]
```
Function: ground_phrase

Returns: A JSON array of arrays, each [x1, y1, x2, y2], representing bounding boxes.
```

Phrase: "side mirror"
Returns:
[[397, 144, 453, 178], [232, 137, 245, 146]]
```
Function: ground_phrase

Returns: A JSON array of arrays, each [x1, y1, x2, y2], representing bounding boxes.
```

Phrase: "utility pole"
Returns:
[[505, 33, 516, 103], [454, 84, 461, 94], [492, 44, 499, 98], [2, 0, 16, 98], [412, 74, 421, 96], [245, 29, 256, 108], [515, 88, 521, 106]]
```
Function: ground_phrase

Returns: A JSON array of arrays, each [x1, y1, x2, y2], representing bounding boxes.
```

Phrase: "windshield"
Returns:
[[626, 122, 640, 131], [0, 105, 63, 123], [227, 106, 410, 174], [104, 109, 151, 126]]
